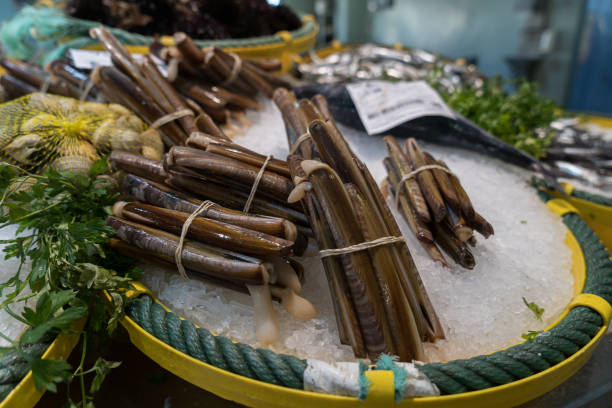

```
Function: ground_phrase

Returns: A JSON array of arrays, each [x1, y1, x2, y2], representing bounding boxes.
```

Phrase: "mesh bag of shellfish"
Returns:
[[0, 92, 163, 174]]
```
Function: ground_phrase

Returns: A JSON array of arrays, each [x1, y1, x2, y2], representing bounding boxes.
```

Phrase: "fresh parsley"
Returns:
[[429, 75, 559, 158], [522, 297, 545, 321], [521, 330, 542, 342], [0, 159, 137, 405]]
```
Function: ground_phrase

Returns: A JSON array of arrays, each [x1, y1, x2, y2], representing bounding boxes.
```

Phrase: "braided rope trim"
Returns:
[[123, 192, 612, 398], [570, 189, 612, 207], [0, 339, 53, 401], [126, 296, 306, 389]]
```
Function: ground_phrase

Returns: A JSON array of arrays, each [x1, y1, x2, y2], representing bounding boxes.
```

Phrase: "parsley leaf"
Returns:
[[521, 330, 542, 343], [522, 297, 545, 321]]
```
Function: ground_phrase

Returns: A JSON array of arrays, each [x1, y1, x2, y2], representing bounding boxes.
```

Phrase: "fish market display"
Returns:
[[544, 119, 612, 188], [274, 89, 443, 361], [297, 43, 483, 93], [89, 27, 284, 145], [108, 151, 313, 345], [294, 81, 553, 179], [67, 0, 301, 40], [381, 136, 493, 268], [297, 44, 612, 188], [0, 93, 163, 174]]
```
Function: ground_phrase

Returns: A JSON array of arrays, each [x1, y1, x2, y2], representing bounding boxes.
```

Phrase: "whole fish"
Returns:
[[294, 82, 557, 182]]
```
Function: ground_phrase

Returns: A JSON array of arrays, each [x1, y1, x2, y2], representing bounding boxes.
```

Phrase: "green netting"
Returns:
[[0, 93, 163, 174]]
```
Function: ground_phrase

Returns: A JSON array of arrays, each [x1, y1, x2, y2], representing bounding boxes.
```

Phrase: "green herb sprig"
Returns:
[[0, 159, 139, 405], [429, 75, 559, 158], [522, 297, 545, 321], [521, 330, 542, 342]]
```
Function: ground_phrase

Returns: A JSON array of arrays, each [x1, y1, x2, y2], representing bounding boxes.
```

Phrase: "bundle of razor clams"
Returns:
[[381, 137, 494, 269], [109, 149, 314, 346], [273, 89, 444, 361]]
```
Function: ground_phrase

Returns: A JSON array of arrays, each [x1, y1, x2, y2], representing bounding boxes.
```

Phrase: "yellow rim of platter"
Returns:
[[114, 197, 611, 408], [84, 15, 318, 73], [0, 320, 84, 408]]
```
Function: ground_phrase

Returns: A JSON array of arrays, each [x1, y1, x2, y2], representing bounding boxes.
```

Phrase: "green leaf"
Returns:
[[88, 158, 110, 178], [21, 305, 87, 344], [28, 357, 73, 392], [89, 358, 121, 393], [521, 330, 542, 342], [522, 297, 545, 321]]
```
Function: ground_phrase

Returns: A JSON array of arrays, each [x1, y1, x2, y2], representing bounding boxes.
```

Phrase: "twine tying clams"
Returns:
[[289, 133, 312, 155], [151, 108, 194, 129], [319, 235, 406, 258], [243, 154, 273, 213], [174, 200, 215, 279], [220, 53, 242, 87], [39, 76, 52, 94], [394, 164, 454, 208], [79, 81, 95, 101]]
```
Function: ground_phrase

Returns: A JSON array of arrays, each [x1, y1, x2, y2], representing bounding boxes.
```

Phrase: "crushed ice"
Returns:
[[140, 100, 573, 362]]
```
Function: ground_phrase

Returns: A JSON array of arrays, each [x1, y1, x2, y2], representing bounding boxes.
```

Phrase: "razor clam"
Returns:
[[383, 158, 433, 243], [174, 77, 227, 109], [110, 150, 168, 183], [167, 146, 294, 200], [382, 178, 448, 267], [209, 85, 262, 111], [0, 74, 37, 100], [0, 58, 82, 99], [383, 136, 431, 224], [92, 66, 183, 145], [432, 221, 475, 269], [423, 152, 461, 211], [202, 143, 291, 177], [311, 122, 443, 343], [405, 138, 447, 223], [287, 155, 367, 357], [107, 216, 271, 285], [139, 55, 200, 136], [344, 181, 424, 359], [277, 90, 444, 359], [166, 170, 309, 228], [468, 212, 495, 238], [437, 159, 476, 221], [299, 160, 390, 358], [446, 204, 473, 242], [113, 201, 294, 257], [121, 174, 301, 242], [109, 237, 316, 321]]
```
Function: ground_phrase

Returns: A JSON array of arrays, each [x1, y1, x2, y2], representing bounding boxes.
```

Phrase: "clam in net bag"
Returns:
[[0, 93, 163, 174]]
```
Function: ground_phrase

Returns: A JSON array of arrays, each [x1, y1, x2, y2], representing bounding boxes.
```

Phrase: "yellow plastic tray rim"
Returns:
[[0, 320, 84, 408], [117, 197, 611, 408]]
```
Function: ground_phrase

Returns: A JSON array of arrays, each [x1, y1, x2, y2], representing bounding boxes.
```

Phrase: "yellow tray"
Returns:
[[118, 197, 612, 407], [85, 15, 318, 73], [549, 183, 612, 252], [0, 322, 83, 408]]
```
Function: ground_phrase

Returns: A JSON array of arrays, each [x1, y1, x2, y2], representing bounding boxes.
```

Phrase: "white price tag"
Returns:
[[345, 80, 455, 135], [67, 49, 168, 77]]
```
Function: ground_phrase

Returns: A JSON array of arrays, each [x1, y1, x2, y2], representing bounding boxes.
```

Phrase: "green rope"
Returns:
[[531, 177, 612, 207], [419, 197, 612, 395], [124, 191, 612, 399], [126, 298, 304, 389], [0, 338, 53, 401], [571, 190, 612, 207]]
